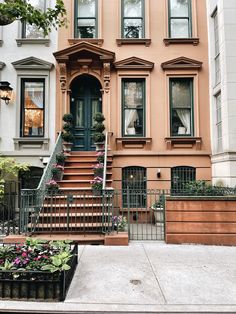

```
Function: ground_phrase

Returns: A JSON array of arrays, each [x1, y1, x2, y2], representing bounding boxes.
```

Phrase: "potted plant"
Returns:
[[51, 164, 64, 182], [45, 180, 60, 194], [151, 201, 164, 225], [112, 215, 127, 232], [90, 176, 103, 195], [92, 112, 105, 151], [96, 151, 105, 163], [93, 163, 104, 177], [56, 152, 67, 166], [62, 114, 74, 153]]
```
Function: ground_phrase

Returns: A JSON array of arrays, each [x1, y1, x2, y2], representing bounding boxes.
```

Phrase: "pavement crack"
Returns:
[[142, 243, 167, 304]]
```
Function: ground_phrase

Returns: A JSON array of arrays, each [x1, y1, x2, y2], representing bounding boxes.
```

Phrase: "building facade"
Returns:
[[207, 0, 236, 187], [53, 0, 211, 191], [0, 0, 58, 188]]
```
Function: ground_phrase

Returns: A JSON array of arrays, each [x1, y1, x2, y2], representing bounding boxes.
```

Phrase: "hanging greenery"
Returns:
[[0, 0, 67, 35]]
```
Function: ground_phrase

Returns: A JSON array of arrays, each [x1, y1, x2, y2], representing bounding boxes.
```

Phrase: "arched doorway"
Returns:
[[70, 75, 102, 151]]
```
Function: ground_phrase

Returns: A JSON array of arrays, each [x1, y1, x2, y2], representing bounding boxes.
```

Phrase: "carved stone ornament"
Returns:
[[103, 62, 110, 93], [59, 63, 67, 90]]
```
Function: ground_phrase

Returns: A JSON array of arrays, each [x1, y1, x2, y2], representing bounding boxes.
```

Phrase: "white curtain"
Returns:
[[176, 109, 190, 134], [125, 110, 139, 135]]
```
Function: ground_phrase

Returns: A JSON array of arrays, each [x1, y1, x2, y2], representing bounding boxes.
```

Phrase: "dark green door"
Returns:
[[70, 75, 102, 151]]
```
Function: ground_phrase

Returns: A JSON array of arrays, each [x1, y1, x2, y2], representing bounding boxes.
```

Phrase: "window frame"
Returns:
[[169, 77, 194, 137], [121, 0, 145, 39], [168, 0, 192, 38], [21, 0, 46, 39], [122, 78, 146, 138], [171, 166, 196, 195], [122, 166, 147, 208], [20, 78, 45, 138], [212, 9, 220, 86], [215, 92, 222, 152], [74, 0, 98, 38]]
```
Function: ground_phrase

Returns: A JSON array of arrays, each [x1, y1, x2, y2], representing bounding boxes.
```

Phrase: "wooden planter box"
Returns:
[[0, 245, 78, 301]]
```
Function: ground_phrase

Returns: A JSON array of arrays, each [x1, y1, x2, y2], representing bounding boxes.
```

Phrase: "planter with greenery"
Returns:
[[0, 239, 77, 301], [92, 113, 105, 151], [62, 114, 74, 153], [51, 164, 64, 182], [45, 180, 60, 194], [93, 163, 104, 177], [56, 152, 67, 166], [90, 176, 103, 195]]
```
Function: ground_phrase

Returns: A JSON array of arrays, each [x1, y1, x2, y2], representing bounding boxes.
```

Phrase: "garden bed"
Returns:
[[0, 239, 78, 301]]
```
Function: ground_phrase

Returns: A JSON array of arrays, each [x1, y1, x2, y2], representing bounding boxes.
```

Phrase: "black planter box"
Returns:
[[0, 244, 78, 302]]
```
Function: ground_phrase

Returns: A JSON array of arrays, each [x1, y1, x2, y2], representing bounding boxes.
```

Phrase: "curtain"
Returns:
[[125, 110, 139, 135], [176, 109, 190, 134]]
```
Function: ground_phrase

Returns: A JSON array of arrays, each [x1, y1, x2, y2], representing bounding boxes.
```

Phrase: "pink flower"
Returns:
[[22, 252, 27, 257]]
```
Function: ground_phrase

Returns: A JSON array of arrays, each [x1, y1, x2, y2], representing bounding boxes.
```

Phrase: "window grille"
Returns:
[[122, 166, 146, 207], [171, 166, 196, 195]]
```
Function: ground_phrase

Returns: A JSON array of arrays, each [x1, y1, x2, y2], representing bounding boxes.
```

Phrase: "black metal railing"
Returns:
[[0, 181, 21, 235]]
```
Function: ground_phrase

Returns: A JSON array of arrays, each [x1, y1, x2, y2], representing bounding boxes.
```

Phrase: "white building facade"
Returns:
[[207, 0, 236, 187], [0, 0, 57, 186]]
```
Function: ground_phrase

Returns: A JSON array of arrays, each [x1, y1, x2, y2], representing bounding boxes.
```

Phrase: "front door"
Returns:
[[70, 75, 102, 151]]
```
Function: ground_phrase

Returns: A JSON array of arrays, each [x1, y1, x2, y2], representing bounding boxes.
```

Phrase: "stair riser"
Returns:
[[63, 174, 94, 180], [44, 197, 108, 205], [38, 217, 111, 224], [41, 207, 110, 213], [66, 157, 112, 162], [65, 161, 112, 167], [64, 168, 94, 174], [59, 182, 112, 188]]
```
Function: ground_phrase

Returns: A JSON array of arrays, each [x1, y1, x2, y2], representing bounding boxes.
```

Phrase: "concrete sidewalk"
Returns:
[[0, 242, 236, 313]]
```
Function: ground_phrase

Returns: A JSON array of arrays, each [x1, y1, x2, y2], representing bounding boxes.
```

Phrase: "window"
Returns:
[[75, 0, 97, 38], [122, 0, 144, 38], [21, 79, 45, 137], [122, 79, 145, 137], [170, 78, 193, 136], [21, 167, 43, 189], [216, 93, 222, 152], [168, 0, 192, 38], [122, 166, 146, 207], [171, 166, 196, 195], [22, 0, 45, 38], [213, 10, 220, 85]]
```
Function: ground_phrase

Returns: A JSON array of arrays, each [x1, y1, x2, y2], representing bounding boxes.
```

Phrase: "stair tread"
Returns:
[[59, 187, 114, 190], [59, 179, 112, 183], [43, 203, 112, 208], [39, 212, 112, 217], [32, 222, 112, 228], [63, 172, 112, 175]]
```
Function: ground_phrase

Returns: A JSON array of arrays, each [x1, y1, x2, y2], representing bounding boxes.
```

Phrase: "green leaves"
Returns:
[[0, 0, 67, 35], [41, 250, 72, 273]]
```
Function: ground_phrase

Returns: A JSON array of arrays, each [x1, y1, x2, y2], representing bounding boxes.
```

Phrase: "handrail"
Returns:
[[102, 131, 112, 190], [20, 132, 63, 233]]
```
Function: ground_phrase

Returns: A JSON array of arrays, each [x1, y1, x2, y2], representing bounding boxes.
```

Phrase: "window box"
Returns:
[[0, 244, 78, 302]]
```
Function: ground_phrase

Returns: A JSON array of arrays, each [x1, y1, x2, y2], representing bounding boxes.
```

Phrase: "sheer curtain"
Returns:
[[125, 110, 139, 134], [176, 109, 190, 134]]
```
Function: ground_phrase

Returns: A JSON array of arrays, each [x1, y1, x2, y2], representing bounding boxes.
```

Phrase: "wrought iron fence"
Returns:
[[0, 181, 21, 235], [21, 189, 115, 235]]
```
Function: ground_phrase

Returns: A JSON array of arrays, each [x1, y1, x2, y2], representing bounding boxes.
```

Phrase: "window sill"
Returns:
[[68, 38, 104, 46], [116, 38, 151, 47], [16, 39, 50, 47], [13, 137, 49, 150], [165, 137, 202, 150], [163, 38, 199, 46], [116, 137, 152, 150]]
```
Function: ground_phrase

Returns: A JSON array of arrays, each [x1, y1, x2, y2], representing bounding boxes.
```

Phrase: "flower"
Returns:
[[52, 164, 64, 171], [90, 176, 103, 190], [96, 151, 104, 157], [112, 215, 127, 231], [93, 163, 104, 170]]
